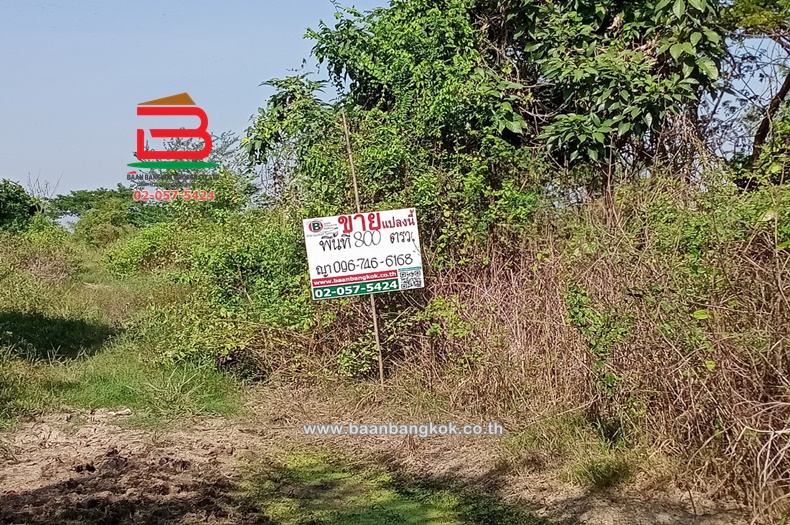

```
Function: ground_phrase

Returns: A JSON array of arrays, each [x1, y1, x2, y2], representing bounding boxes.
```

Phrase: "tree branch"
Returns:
[[753, 68, 790, 162]]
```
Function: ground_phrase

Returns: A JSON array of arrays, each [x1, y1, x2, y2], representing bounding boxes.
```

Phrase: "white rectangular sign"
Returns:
[[303, 208, 424, 300]]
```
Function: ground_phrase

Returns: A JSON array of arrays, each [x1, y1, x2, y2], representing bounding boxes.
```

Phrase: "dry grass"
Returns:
[[393, 182, 789, 522], [132, 174, 787, 522], [245, 177, 789, 522]]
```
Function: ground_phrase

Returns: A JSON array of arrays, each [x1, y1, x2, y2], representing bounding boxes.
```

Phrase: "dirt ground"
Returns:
[[0, 385, 749, 525]]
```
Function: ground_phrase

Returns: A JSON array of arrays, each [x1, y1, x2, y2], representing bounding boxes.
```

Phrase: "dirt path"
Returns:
[[0, 412, 260, 524], [0, 386, 749, 525]]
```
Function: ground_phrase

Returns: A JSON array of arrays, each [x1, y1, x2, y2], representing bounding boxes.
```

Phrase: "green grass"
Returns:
[[496, 415, 639, 488], [59, 339, 242, 422], [0, 337, 243, 430], [0, 246, 242, 431], [242, 451, 548, 525], [569, 456, 634, 488]]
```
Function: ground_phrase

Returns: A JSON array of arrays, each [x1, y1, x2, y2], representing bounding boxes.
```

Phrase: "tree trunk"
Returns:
[[752, 69, 790, 162]]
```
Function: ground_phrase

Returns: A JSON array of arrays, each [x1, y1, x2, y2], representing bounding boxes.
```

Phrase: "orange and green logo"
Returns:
[[128, 93, 218, 170]]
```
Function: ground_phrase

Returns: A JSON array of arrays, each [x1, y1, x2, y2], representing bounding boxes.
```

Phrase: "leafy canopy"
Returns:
[[0, 180, 36, 232], [245, 0, 727, 258], [47, 184, 166, 228]]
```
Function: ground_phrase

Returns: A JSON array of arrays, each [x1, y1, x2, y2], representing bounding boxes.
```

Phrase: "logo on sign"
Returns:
[[128, 93, 219, 170], [309, 221, 324, 233]]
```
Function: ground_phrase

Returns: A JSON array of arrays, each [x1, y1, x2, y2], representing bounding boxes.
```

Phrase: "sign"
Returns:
[[128, 92, 219, 170], [303, 208, 424, 300]]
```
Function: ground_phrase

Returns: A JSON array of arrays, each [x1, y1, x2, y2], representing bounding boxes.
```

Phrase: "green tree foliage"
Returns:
[[749, 105, 790, 184], [498, 0, 725, 164], [73, 197, 136, 247], [724, 0, 790, 36], [244, 0, 727, 260], [165, 168, 258, 225], [0, 179, 36, 232], [48, 184, 166, 228], [721, 0, 790, 172], [245, 3, 548, 259]]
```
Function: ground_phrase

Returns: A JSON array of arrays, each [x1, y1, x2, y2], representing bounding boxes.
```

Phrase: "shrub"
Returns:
[[73, 198, 135, 247], [23, 214, 69, 248], [0, 221, 79, 283], [104, 222, 180, 275], [117, 210, 314, 363], [183, 211, 312, 328], [0, 179, 36, 232]]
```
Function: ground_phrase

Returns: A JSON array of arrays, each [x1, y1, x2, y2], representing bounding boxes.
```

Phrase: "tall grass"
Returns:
[[0, 235, 243, 430], [380, 175, 790, 518], [165, 174, 784, 518], [46, 170, 790, 520]]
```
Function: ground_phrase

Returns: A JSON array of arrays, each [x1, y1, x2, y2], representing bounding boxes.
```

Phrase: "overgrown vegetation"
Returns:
[[242, 451, 545, 524], [0, 232, 242, 430], [2, 0, 790, 522]]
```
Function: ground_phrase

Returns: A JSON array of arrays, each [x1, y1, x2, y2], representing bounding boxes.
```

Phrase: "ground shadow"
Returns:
[[0, 448, 271, 525], [0, 448, 546, 525], [0, 441, 746, 525], [0, 311, 116, 360], [372, 450, 745, 525], [242, 452, 548, 525]]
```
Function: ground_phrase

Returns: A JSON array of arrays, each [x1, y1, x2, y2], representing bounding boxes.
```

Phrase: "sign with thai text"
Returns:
[[303, 208, 424, 300]]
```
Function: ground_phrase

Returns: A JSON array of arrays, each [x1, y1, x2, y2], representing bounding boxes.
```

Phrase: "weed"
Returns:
[[569, 456, 634, 488], [497, 415, 640, 489], [0, 338, 243, 429], [242, 451, 547, 524], [0, 241, 243, 429]]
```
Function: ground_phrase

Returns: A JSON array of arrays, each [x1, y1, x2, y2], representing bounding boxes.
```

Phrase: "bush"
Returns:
[[183, 211, 312, 327], [104, 222, 180, 274], [73, 198, 135, 247], [23, 214, 70, 248], [112, 210, 314, 363], [0, 179, 36, 232], [0, 220, 79, 283]]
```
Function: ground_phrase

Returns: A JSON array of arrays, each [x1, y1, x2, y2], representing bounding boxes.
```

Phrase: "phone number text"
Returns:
[[312, 279, 399, 299], [315, 254, 414, 277], [133, 189, 216, 202]]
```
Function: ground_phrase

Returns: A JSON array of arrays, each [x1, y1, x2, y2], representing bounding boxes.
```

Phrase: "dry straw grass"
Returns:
[[391, 180, 786, 520], [241, 176, 787, 522]]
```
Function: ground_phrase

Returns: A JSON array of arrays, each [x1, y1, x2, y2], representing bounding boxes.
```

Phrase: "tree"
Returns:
[[487, 0, 726, 182], [247, 1, 527, 255], [0, 179, 37, 232], [725, 0, 790, 51], [73, 197, 135, 246], [47, 184, 166, 228], [245, 0, 727, 255], [724, 0, 790, 161]]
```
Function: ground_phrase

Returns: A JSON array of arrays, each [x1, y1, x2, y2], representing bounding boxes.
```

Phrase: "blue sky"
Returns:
[[0, 1, 385, 195]]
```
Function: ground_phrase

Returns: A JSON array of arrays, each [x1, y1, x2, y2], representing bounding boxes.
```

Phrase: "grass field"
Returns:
[[0, 248, 243, 430]]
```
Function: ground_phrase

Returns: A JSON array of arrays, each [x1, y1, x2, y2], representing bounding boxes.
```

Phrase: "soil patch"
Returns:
[[0, 386, 750, 524]]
